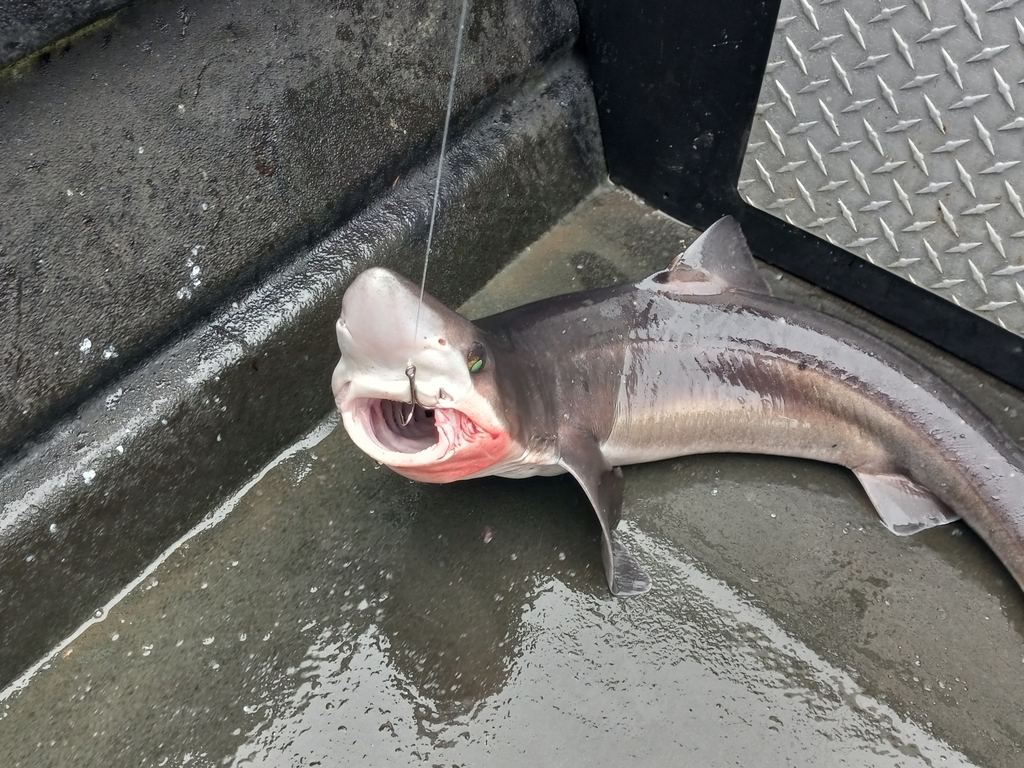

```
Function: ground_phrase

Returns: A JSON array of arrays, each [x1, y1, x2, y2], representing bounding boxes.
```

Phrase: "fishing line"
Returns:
[[404, 0, 470, 425]]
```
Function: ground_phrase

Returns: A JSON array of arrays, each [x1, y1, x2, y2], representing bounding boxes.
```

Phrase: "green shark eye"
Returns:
[[467, 342, 486, 373]]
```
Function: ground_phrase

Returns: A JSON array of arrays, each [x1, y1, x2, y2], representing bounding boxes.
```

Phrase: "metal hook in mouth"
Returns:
[[401, 363, 418, 426]]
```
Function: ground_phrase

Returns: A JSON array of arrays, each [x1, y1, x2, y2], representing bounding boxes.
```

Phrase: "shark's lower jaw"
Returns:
[[364, 398, 440, 454]]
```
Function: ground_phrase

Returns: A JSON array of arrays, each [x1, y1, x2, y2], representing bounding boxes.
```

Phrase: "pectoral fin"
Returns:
[[559, 434, 651, 596], [854, 471, 960, 535]]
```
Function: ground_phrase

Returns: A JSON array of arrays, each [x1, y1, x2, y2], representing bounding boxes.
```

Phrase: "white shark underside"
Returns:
[[332, 218, 1024, 597]]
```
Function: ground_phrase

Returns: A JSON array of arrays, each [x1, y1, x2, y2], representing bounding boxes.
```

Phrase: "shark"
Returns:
[[331, 217, 1024, 596]]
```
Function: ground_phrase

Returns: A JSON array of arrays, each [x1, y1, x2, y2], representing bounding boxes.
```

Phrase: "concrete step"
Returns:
[[0, 55, 605, 688]]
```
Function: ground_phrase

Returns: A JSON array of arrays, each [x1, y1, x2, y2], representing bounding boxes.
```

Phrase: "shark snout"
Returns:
[[340, 272, 423, 366], [332, 320, 457, 412], [334, 267, 483, 409]]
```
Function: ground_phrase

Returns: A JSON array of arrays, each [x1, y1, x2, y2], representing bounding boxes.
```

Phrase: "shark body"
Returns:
[[332, 217, 1024, 596]]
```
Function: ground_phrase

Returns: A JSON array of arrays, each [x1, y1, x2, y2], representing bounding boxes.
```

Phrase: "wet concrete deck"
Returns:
[[2, 186, 1023, 766]]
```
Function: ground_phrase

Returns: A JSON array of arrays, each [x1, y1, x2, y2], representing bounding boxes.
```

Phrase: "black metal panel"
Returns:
[[576, 0, 1024, 390]]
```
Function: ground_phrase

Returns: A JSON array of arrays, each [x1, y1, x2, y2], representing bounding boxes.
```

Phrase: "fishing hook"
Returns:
[[401, 363, 418, 426]]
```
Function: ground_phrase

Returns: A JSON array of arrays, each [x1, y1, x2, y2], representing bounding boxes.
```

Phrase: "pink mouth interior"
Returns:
[[365, 399, 440, 454]]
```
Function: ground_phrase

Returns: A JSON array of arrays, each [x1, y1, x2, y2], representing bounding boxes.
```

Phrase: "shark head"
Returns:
[[332, 268, 515, 483]]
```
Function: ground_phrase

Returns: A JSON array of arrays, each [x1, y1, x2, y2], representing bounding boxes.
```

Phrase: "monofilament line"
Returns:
[[411, 0, 470, 350]]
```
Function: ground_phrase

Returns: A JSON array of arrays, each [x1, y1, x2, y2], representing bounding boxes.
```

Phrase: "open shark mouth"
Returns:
[[343, 395, 512, 481], [363, 398, 441, 454], [352, 397, 495, 458]]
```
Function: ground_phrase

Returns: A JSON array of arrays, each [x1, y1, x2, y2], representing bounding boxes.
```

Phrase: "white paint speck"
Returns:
[[79, 338, 92, 354], [102, 345, 118, 360], [177, 248, 205, 299], [105, 388, 124, 409], [82, 469, 96, 484]]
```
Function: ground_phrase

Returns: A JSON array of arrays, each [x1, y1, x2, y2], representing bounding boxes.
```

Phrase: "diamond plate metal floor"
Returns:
[[741, 0, 1024, 335]]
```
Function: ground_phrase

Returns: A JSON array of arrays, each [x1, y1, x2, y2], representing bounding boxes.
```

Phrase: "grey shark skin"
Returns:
[[332, 217, 1024, 597]]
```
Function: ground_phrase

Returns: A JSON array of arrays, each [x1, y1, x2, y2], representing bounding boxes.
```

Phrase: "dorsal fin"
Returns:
[[668, 216, 771, 296]]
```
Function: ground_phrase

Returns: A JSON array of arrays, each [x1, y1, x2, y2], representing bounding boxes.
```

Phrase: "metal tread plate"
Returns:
[[741, 0, 1024, 336]]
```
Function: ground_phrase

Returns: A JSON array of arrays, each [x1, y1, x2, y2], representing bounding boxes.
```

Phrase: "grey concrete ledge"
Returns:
[[0, 56, 605, 688], [0, 0, 578, 465]]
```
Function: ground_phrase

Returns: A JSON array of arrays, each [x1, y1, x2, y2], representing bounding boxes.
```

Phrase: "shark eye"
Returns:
[[467, 342, 486, 374]]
